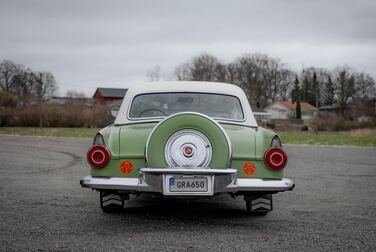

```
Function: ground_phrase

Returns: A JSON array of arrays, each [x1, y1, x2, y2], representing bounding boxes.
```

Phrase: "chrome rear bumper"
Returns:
[[80, 168, 294, 195]]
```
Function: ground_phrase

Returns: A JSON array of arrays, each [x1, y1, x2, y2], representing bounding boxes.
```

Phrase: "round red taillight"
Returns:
[[87, 146, 111, 168], [264, 148, 288, 171]]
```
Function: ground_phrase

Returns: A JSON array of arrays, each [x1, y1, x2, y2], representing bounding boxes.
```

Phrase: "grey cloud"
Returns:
[[0, 0, 375, 95]]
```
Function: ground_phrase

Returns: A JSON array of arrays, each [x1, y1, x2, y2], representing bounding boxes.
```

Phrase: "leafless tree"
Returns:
[[233, 53, 291, 107], [190, 53, 226, 82], [65, 89, 87, 105], [146, 65, 161, 82], [354, 72, 375, 99], [66, 90, 86, 98], [0, 60, 18, 92], [323, 74, 335, 106], [276, 68, 294, 101], [34, 71, 57, 127], [34, 72, 57, 102], [225, 62, 238, 84], [233, 53, 265, 105], [172, 52, 376, 115], [175, 63, 192, 81], [333, 67, 355, 116], [174, 53, 226, 82], [11, 67, 36, 107], [351, 72, 376, 118]]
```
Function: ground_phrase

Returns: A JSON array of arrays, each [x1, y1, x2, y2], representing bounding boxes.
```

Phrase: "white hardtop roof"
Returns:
[[127, 81, 245, 95], [114, 81, 258, 127]]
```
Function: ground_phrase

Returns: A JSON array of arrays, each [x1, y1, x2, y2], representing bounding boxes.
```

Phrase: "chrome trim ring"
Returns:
[[165, 129, 212, 168]]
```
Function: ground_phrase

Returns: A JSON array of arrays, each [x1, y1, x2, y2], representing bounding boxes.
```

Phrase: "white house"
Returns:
[[265, 101, 318, 120], [250, 105, 272, 125]]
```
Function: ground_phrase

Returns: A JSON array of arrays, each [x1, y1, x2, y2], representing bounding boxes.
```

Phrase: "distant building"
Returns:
[[250, 105, 271, 124], [265, 101, 318, 120], [47, 96, 93, 106], [319, 103, 354, 117], [319, 104, 340, 116], [93, 88, 128, 104]]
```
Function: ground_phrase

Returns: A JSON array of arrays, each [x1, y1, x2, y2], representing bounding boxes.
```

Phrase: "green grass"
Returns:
[[278, 129, 376, 147], [0, 127, 375, 147], [0, 127, 99, 138]]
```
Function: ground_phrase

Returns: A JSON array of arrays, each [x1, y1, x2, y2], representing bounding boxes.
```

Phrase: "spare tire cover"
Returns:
[[146, 112, 231, 168]]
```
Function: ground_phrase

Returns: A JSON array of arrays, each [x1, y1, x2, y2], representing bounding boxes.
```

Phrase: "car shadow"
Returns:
[[114, 194, 265, 221], [77, 194, 273, 234]]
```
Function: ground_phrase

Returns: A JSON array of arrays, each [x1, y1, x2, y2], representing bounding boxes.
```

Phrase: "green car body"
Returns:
[[81, 81, 294, 214], [92, 123, 282, 179]]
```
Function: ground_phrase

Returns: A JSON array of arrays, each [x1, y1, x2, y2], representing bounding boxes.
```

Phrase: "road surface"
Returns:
[[0, 135, 375, 251]]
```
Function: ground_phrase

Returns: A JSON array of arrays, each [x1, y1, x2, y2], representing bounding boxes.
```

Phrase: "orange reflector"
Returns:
[[120, 160, 134, 175], [242, 161, 256, 176]]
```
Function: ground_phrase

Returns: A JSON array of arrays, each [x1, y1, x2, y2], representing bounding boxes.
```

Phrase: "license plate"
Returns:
[[164, 175, 213, 195]]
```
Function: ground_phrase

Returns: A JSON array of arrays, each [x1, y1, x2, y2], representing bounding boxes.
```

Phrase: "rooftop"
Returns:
[[269, 101, 317, 111], [94, 87, 128, 98]]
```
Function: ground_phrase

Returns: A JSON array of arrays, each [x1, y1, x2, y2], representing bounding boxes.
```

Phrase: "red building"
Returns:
[[93, 88, 128, 104]]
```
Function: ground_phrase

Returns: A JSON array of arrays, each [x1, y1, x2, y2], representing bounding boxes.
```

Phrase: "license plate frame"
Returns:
[[163, 175, 214, 196]]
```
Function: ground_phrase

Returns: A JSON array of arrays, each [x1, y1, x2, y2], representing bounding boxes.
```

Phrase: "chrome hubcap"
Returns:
[[165, 130, 212, 168]]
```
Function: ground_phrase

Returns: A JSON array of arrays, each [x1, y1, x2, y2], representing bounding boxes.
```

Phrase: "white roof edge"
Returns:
[[114, 81, 258, 127]]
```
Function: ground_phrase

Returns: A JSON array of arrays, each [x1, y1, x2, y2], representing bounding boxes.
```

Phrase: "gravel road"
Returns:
[[0, 135, 375, 251]]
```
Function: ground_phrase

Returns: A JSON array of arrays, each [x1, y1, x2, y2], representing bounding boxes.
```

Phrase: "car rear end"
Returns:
[[80, 82, 294, 214]]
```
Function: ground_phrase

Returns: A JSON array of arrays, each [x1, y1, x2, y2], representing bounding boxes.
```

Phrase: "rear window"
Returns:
[[128, 92, 244, 120]]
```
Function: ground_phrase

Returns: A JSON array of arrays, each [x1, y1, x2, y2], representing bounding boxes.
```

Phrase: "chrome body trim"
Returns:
[[80, 168, 294, 195], [139, 168, 237, 174], [236, 178, 295, 191]]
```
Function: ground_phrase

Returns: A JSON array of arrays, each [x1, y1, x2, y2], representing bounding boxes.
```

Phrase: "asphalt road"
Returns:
[[0, 135, 376, 251]]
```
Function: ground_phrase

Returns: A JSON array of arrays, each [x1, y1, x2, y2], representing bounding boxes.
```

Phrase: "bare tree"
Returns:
[[352, 72, 376, 118], [175, 63, 192, 81], [225, 62, 238, 84], [146, 65, 161, 82], [65, 89, 86, 105], [34, 72, 57, 127], [233, 53, 267, 106], [66, 89, 86, 98], [266, 60, 293, 103], [34, 72, 57, 102], [0, 60, 18, 92], [233, 53, 290, 107], [172, 52, 376, 115], [190, 53, 225, 81], [174, 53, 226, 82], [354, 72, 375, 99], [333, 67, 355, 117], [323, 74, 335, 106], [11, 67, 35, 107]]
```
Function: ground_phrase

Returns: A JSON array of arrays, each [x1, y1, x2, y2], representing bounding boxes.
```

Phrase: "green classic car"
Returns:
[[80, 81, 294, 214]]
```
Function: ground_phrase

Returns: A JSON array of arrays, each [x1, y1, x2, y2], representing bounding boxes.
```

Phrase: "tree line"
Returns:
[[0, 59, 117, 128], [0, 60, 58, 126], [149, 53, 376, 117], [0, 60, 57, 107]]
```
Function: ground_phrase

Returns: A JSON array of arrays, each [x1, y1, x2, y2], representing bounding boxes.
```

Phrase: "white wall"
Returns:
[[265, 108, 289, 119]]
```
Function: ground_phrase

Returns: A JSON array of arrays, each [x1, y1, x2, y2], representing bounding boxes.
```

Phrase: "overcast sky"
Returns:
[[1, 0, 375, 96]]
